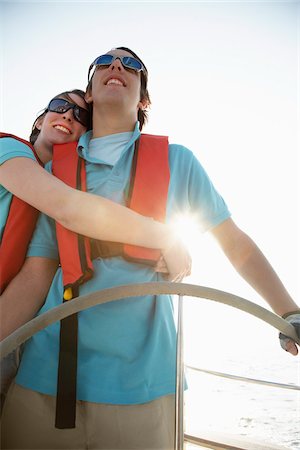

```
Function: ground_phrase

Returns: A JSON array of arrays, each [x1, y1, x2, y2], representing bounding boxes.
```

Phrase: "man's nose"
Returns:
[[109, 58, 124, 72]]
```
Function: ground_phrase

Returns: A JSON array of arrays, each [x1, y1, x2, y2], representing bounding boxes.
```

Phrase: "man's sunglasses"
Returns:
[[46, 98, 90, 128], [88, 54, 145, 82]]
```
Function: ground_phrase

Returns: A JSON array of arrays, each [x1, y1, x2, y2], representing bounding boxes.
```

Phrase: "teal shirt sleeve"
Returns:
[[0, 137, 36, 166], [26, 212, 59, 260], [0, 137, 38, 240], [26, 160, 59, 261], [168, 144, 231, 232]]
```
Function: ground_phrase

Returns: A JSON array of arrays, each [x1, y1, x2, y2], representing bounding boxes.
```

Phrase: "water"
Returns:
[[185, 367, 300, 449], [182, 297, 300, 449]]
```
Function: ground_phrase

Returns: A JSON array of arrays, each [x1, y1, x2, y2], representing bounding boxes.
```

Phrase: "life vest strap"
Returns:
[[90, 239, 122, 259], [90, 240, 159, 266], [55, 313, 78, 428], [55, 285, 79, 429]]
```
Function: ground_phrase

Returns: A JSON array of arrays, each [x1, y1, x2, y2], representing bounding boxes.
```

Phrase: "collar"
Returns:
[[77, 122, 141, 163]]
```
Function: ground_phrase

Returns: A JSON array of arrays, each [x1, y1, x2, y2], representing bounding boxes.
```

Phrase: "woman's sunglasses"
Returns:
[[88, 54, 145, 82], [46, 98, 90, 128]]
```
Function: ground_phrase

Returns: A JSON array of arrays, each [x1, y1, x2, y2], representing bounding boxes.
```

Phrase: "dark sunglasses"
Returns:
[[46, 98, 90, 127], [88, 54, 145, 82]]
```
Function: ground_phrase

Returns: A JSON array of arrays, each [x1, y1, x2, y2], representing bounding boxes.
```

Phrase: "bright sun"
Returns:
[[170, 213, 201, 253]]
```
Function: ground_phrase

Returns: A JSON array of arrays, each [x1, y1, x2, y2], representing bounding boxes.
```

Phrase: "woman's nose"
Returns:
[[62, 108, 74, 122]]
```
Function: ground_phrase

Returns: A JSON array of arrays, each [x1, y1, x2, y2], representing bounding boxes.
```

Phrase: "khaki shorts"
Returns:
[[0, 350, 21, 415], [1, 383, 175, 450]]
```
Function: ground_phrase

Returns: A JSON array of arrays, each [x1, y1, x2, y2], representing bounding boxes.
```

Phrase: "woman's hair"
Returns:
[[29, 89, 91, 144], [86, 47, 151, 130]]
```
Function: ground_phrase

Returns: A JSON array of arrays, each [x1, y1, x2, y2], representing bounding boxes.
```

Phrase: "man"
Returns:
[[1, 47, 299, 450]]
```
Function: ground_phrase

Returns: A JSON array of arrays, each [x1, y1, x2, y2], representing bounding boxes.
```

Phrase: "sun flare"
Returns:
[[170, 214, 201, 253]]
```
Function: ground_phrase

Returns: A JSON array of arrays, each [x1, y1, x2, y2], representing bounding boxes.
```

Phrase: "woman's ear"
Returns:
[[35, 116, 44, 131]]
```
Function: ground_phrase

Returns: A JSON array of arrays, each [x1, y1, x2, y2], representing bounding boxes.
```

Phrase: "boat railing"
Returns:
[[186, 365, 300, 391], [1, 282, 299, 450]]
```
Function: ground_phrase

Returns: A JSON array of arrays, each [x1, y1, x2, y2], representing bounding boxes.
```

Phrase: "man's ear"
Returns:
[[85, 89, 93, 104], [138, 98, 149, 111]]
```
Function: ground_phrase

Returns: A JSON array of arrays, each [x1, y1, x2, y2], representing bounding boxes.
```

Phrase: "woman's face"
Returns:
[[35, 93, 88, 145]]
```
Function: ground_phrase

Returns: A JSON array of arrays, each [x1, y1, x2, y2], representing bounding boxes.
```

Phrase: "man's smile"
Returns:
[[105, 76, 126, 87]]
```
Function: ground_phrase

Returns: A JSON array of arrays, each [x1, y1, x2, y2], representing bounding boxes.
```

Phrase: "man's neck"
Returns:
[[91, 109, 136, 139]]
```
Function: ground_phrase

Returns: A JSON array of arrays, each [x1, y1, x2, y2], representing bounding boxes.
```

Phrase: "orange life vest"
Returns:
[[0, 133, 43, 294], [52, 134, 170, 429], [52, 134, 170, 299]]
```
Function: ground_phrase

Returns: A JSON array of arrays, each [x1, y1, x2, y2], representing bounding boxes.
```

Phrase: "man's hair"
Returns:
[[29, 89, 91, 144], [116, 47, 151, 130], [86, 47, 151, 130]]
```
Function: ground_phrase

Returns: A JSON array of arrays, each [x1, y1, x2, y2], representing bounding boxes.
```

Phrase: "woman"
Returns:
[[0, 89, 190, 408]]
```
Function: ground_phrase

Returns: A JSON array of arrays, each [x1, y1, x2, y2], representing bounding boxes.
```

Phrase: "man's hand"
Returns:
[[155, 239, 192, 282], [279, 311, 300, 356]]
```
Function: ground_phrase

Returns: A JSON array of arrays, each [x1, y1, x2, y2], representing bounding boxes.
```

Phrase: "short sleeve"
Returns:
[[0, 137, 37, 166], [27, 211, 59, 260], [167, 144, 231, 232]]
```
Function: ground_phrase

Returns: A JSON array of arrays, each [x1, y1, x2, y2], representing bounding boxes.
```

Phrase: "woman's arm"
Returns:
[[0, 157, 174, 250], [0, 257, 58, 340]]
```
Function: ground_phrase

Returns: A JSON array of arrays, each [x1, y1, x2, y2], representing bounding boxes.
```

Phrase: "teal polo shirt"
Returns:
[[0, 136, 37, 241], [16, 123, 231, 404]]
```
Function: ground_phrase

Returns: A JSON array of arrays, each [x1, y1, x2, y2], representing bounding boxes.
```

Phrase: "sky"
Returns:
[[1, 1, 299, 375]]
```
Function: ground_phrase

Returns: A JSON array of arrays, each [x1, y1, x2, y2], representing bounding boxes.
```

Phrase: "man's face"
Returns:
[[87, 49, 145, 118]]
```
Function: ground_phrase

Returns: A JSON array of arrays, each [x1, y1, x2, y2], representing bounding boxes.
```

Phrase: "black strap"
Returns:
[[90, 239, 123, 259], [55, 157, 86, 428], [55, 287, 79, 429], [127, 138, 139, 206]]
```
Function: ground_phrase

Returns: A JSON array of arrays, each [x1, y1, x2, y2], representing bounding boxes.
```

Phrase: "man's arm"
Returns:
[[210, 218, 299, 354], [0, 257, 58, 340]]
